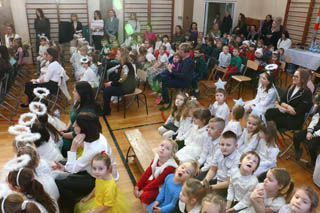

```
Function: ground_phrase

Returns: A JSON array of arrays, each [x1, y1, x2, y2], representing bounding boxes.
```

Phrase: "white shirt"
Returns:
[[155, 41, 162, 50], [158, 53, 169, 64], [218, 52, 232, 68], [146, 52, 156, 62], [223, 120, 242, 139], [65, 133, 119, 181], [80, 66, 99, 88], [209, 149, 241, 182], [5, 33, 20, 48], [127, 19, 140, 33], [279, 204, 291, 213], [237, 129, 259, 154], [198, 136, 220, 172], [90, 19, 104, 36], [178, 201, 201, 213], [176, 117, 193, 141], [165, 111, 180, 128], [163, 42, 171, 52], [44, 61, 63, 83], [209, 101, 230, 122], [227, 168, 258, 211], [252, 85, 276, 110], [277, 38, 292, 50]]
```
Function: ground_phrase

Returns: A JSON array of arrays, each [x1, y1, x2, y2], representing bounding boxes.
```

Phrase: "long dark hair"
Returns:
[[74, 81, 99, 113], [0, 193, 41, 213], [8, 168, 56, 213], [238, 13, 246, 28], [36, 8, 44, 19], [37, 114, 61, 143], [30, 122, 50, 147], [46, 48, 58, 62], [76, 112, 102, 142], [0, 45, 10, 61], [94, 10, 102, 20]]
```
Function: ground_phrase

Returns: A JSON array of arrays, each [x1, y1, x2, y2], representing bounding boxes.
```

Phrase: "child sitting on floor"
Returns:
[[223, 104, 244, 139], [208, 88, 230, 123]]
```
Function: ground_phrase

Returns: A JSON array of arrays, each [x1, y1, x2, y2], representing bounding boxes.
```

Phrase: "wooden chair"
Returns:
[[117, 69, 149, 118], [125, 129, 155, 172], [277, 61, 286, 87], [230, 60, 259, 98], [199, 64, 217, 96]]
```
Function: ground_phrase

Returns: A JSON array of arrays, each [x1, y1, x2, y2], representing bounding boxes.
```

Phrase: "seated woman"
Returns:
[[21, 48, 61, 107], [54, 112, 119, 212], [60, 81, 99, 157], [103, 48, 137, 115], [265, 69, 313, 130]]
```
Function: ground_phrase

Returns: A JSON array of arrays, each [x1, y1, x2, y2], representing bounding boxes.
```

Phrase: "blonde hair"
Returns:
[[209, 117, 225, 132], [181, 160, 198, 178], [181, 100, 201, 119], [201, 193, 226, 213], [247, 114, 261, 140], [171, 92, 188, 121], [183, 178, 210, 202], [161, 139, 178, 157]]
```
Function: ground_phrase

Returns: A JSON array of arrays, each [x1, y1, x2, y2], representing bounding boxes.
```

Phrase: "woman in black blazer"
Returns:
[[34, 8, 50, 52], [70, 14, 83, 47], [265, 69, 313, 130]]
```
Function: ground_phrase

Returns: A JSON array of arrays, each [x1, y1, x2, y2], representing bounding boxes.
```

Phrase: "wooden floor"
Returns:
[[0, 65, 319, 212]]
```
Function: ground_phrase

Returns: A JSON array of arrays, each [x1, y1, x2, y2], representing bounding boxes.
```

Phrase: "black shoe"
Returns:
[[20, 104, 29, 108], [295, 148, 303, 161]]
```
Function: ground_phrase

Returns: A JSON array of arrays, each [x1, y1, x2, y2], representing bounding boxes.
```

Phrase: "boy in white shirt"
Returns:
[[218, 45, 232, 68], [79, 57, 99, 88], [204, 131, 241, 197], [197, 117, 225, 180], [208, 88, 230, 123], [223, 104, 244, 139]]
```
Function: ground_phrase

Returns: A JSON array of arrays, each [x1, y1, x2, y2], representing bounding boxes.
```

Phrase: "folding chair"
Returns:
[[199, 64, 217, 96], [95, 63, 108, 100]]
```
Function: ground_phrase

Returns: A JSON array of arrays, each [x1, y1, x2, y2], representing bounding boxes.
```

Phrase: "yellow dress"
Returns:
[[74, 177, 130, 213]]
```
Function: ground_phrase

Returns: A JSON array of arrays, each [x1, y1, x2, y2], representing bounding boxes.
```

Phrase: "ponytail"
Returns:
[[270, 168, 294, 200], [37, 114, 61, 143], [280, 180, 294, 200], [7, 168, 56, 213], [184, 178, 210, 202], [0, 193, 41, 213]]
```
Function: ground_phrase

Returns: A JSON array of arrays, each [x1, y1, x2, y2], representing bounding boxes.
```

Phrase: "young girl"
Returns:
[[279, 186, 319, 213], [226, 151, 260, 212], [209, 88, 230, 123], [254, 121, 279, 176], [223, 105, 244, 139], [147, 161, 198, 213], [173, 178, 210, 213], [201, 193, 226, 213], [175, 100, 201, 141], [244, 71, 277, 120], [0, 193, 42, 213], [246, 168, 294, 213], [36, 35, 49, 73], [134, 140, 178, 207], [176, 108, 211, 162], [7, 168, 57, 213], [71, 45, 88, 80], [74, 153, 129, 213], [79, 56, 99, 88], [158, 92, 187, 139], [162, 35, 172, 53], [237, 114, 261, 154]]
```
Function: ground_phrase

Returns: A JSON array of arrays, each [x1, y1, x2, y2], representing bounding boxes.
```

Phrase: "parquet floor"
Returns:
[[0, 64, 319, 212]]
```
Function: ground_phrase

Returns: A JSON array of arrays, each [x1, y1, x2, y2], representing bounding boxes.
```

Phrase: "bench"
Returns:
[[125, 129, 155, 172]]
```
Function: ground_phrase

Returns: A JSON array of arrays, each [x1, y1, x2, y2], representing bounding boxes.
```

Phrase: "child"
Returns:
[[173, 178, 210, 213], [204, 37, 214, 60], [148, 161, 198, 213], [223, 47, 242, 81], [226, 151, 260, 212], [201, 193, 226, 213], [204, 131, 241, 197], [247, 44, 256, 61], [162, 35, 171, 53], [279, 186, 319, 213], [100, 38, 112, 59], [218, 45, 231, 69], [135, 140, 178, 207], [7, 168, 57, 212], [155, 34, 162, 51], [159, 53, 181, 83], [144, 38, 154, 54], [8, 47, 17, 66], [247, 168, 294, 213], [70, 45, 88, 80], [75, 152, 129, 212], [36, 35, 49, 73], [237, 114, 261, 154], [198, 117, 225, 178], [0, 193, 42, 212], [176, 108, 211, 162], [159, 92, 187, 139], [223, 104, 244, 139], [254, 48, 267, 70], [254, 121, 279, 176], [79, 56, 99, 88], [194, 47, 208, 80], [175, 100, 201, 141], [132, 33, 144, 52], [208, 88, 230, 123], [278, 48, 285, 62]]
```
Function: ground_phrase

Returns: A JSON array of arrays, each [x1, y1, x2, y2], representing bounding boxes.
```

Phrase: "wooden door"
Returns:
[[183, 0, 194, 32]]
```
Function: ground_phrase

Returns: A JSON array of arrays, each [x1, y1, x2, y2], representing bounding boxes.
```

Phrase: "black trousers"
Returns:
[[103, 86, 124, 114], [25, 80, 58, 103], [265, 108, 303, 130], [92, 35, 103, 51], [293, 129, 320, 165], [55, 171, 95, 211]]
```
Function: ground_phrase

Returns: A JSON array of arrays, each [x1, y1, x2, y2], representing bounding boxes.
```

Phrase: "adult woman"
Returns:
[[60, 81, 99, 157], [232, 13, 247, 38], [4, 24, 20, 48], [105, 9, 119, 42], [21, 48, 61, 107], [265, 69, 313, 130], [261, 15, 273, 40], [171, 25, 185, 51], [90, 10, 104, 50], [277, 31, 292, 50], [221, 11, 232, 35], [0, 46, 11, 80], [54, 112, 119, 211], [143, 23, 156, 42], [70, 13, 83, 47], [265, 21, 282, 48], [127, 12, 140, 34], [189, 22, 198, 43], [103, 48, 137, 115], [34, 8, 50, 52], [247, 25, 258, 42], [208, 23, 221, 39]]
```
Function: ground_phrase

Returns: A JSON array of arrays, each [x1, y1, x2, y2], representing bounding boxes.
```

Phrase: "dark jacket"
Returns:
[[221, 15, 232, 34], [111, 62, 137, 94], [34, 18, 51, 39], [171, 56, 194, 86], [72, 21, 83, 34]]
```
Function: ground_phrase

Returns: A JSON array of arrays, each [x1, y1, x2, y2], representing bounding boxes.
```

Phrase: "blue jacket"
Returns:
[[105, 17, 119, 36]]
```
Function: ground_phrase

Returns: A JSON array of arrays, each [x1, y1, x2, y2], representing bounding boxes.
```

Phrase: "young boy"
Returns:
[[223, 104, 244, 139], [197, 117, 225, 179], [204, 131, 241, 197], [100, 38, 112, 59], [218, 45, 231, 69], [194, 47, 208, 80], [208, 88, 230, 123], [223, 47, 242, 81]]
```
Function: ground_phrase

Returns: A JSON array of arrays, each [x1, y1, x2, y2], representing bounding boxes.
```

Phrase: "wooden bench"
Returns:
[[125, 129, 155, 172]]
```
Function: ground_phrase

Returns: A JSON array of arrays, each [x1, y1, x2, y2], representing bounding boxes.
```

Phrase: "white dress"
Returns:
[[279, 204, 291, 213], [237, 128, 259, 154], [176, 124, 209, 162], [209, 101, 230, 123], [37, 140, 64, 165], [254, 139, 279, 176], [223, 120, 242, 138], [48, 114, 66, 131], [176, 117, 193, 141], [79, 67, 99, 88]]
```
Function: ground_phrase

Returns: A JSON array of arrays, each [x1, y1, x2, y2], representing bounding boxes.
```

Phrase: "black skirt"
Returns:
[[25, 80, 58, 103]]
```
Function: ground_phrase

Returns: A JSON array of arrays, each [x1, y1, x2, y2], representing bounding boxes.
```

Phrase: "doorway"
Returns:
[[183, 0, 194, 32], [204, 1, 235, 36]]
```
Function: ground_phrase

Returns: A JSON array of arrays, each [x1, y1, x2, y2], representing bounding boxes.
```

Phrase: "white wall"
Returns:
[[174, 0, 184, 27]]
